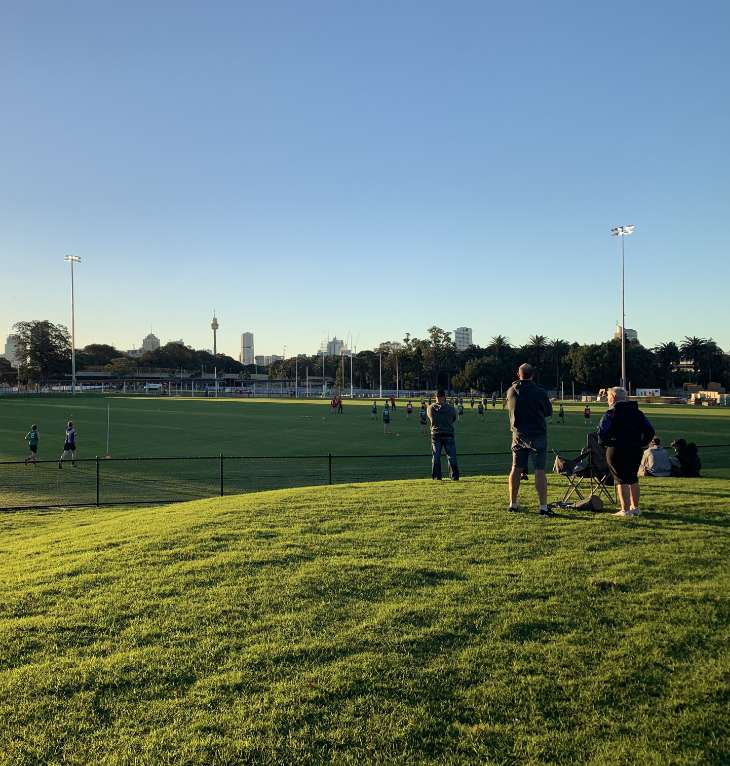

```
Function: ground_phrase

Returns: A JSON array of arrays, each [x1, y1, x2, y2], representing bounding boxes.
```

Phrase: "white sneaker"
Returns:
[[612, 509, 633, 517]]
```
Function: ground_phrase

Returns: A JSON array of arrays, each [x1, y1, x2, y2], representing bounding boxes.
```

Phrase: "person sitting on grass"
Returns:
[[638, 437, 673, 477], [670, 438, 702, 477], [25, 424, 39, 465], [598, 387, 655, 517], [427, 390, 459, 480], [505, 363, 553, 515]]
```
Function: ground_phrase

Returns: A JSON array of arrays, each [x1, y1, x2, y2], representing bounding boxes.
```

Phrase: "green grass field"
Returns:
[[1, 477, 728, 764], [1, 395, 729, 508]]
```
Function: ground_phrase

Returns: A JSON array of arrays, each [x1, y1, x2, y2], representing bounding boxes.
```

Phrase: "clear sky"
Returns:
[[2, 1, 729, 358]]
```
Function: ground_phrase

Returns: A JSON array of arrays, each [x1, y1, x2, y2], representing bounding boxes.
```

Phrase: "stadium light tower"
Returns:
[[610, 225, 635, 390], [64, 255, 81, 395], [211, 311, 219, 396]]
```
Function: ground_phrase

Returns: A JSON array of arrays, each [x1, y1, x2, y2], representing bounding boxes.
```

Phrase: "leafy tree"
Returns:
[[105, 357, 138, 377], [78, 344, 122, 367], [13, 320, 71, 384], [547, 338, 570, 390]]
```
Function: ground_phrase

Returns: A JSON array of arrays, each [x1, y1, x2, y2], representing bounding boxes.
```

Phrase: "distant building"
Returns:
[[454, 327, 473, 351], [323, 337, 345, 356], [126, 349, 143, 358], [614, 325, 639, 343], [168, 339, 185, 346], [2, 334, 20, 366], [142, 333, 160, 353], [240, 332, 254, 365], [254, 354, 283, 367]]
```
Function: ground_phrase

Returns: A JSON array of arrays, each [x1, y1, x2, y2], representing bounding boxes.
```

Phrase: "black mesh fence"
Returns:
[[1, 445, 728, 510]]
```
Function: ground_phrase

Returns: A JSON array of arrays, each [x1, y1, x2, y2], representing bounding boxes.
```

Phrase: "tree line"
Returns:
[[4, 321, 729, 393]]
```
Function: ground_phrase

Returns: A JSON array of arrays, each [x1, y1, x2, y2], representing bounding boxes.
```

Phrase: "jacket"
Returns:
[[597, 401, 655, 449], [427, 402, 456, 438], [505, 380, 552, 436]]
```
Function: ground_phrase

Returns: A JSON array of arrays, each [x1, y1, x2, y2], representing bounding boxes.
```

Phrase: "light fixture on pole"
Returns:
[[64, 255, 81, 395], [211, 311, 219, 397], [610, 225, 635, 390]]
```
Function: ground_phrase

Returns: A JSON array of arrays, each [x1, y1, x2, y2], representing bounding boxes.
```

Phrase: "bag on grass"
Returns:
[[574, 495, 604, 512]]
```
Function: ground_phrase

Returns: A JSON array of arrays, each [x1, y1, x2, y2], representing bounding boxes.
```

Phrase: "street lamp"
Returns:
[[610, 225, 635, 390], [64, 255, 81, 395]]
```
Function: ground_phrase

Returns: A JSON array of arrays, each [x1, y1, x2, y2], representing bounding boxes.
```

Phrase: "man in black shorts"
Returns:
[[505, 364, 553, 515]]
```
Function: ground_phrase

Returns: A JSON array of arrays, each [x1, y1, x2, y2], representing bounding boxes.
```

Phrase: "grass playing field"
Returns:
[[1, 395, 730, 508], [1, 477, 728, 764]]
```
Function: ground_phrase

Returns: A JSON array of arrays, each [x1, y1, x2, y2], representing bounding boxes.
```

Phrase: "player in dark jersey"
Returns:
[[58, 421, 77, 468]]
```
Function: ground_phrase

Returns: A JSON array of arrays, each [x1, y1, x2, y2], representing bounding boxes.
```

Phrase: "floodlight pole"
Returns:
[[64, 255, 81, 395], [350, 348, 354, 399], [379, 353, 382, 398], [611, 225, 635, 390]]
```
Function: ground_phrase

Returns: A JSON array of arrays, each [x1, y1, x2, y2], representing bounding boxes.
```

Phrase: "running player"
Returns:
[[477, 401, 485, 417], [457, 401, 464, 419], [584, 405, 592, 424], [337, 396, 343, 414], [25, 424, 39, 464], [491, 393, 497, 409], [371, 400, 377, 419], [383, 404, 391, 434], [406, 400, 413, 417], [58, 421, 77, 468], [470, 397, 475, 408], [558, 403, 565, 424]]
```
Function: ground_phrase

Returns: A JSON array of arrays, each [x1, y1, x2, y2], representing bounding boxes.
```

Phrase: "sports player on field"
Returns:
[[25, 424, 39, 464], [59, 421, 77, 468]]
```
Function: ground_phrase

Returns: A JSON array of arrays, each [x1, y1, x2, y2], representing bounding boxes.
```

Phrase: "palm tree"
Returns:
[[680, 337, 708, 380], [527, 334, 547, 365], [652, 341, 680, 388], [488, 335, 511, 363], [548, 338, 570, 390]]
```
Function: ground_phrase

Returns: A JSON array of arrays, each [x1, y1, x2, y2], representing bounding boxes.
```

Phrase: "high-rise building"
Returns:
[[324, 337, 345, 356], [454, 327, 473, 351], [240, 332, 254, 365], [2, 334, 20, 366], [141, 333, 160, 353], [613, 325, 639, 343], [254, 354, 282, 367]]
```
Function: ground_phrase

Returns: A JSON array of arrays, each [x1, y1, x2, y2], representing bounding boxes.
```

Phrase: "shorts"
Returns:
[[29, 445, 37, 453], [606, 446, 643, 485], [511, 433, 547, 471], [63, 442, 75, 452]]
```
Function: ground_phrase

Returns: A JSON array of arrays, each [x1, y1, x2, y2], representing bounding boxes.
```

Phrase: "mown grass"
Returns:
[[1, 476, 728, 764]]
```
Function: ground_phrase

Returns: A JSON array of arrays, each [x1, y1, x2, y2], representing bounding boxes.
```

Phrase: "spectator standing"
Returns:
[[505, 364, 553, 515], [598, 387, 655, 517], [427, 389, 459, 480]]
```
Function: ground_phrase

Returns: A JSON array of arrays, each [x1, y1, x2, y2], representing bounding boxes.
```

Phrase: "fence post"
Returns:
[[220, 453, 224, 497], [96, 456, 100, 506], [328, 453, 332, 485]]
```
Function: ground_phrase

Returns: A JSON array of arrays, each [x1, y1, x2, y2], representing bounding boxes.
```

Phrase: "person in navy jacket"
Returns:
[[598, 387, 655, 517]]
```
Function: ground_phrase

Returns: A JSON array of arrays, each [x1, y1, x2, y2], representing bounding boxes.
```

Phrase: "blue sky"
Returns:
[[2, 1, 729, 358]]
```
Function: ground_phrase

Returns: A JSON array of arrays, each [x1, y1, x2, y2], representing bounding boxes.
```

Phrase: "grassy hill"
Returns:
[[1, 476, 729, 764]]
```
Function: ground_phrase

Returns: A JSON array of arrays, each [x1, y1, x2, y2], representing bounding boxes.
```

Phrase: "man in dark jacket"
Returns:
[[505, 364, 553, 515], [427, 389, 459, 480], [597, 387, 655, 517]]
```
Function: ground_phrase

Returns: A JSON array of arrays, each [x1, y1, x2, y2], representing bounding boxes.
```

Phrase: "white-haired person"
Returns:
[[597, 387, 655, 517]]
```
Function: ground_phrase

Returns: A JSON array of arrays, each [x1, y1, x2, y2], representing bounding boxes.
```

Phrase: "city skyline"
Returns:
[[2, 2, 729, 355]]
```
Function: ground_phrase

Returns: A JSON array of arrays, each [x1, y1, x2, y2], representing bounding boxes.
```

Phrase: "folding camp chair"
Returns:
[[553, 433, 615, 505]]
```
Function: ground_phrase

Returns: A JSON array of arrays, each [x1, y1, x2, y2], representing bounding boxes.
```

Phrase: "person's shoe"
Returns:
[[612, 509, 633, 517], [630, 508, 641, 516], [506, 504, 519, 512], [539, 507, 556, 517]]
